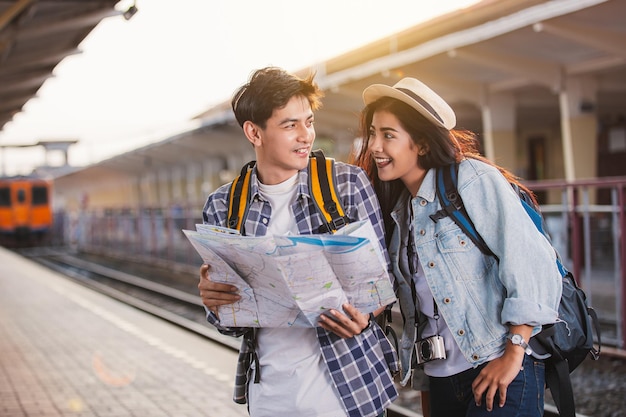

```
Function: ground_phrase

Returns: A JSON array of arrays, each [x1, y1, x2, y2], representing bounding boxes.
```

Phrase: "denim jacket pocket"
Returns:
[[435, 223, 494, 282]]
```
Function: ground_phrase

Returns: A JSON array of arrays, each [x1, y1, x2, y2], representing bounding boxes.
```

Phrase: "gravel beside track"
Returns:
[[566, 351, 626, 417]]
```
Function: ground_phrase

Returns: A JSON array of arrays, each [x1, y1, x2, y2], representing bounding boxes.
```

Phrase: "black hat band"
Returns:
[[397, 87, 444, 125]]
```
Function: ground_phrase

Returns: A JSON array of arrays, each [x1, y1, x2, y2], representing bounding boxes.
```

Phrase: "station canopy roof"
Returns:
[[2, 0, 625, 177], [0, 0, 124, 131], [190, 0, 626, 175], [303, 0, 626, 140]]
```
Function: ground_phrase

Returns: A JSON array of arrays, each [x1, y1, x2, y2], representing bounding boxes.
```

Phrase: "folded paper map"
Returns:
[[183, 220, 396, 327]]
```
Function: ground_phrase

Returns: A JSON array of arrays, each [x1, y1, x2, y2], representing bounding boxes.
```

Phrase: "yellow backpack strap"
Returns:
[[309, 149, 350, 233], [227, 160, 255, 232]]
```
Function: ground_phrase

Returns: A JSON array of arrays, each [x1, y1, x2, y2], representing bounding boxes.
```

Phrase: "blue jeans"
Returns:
[[429, 354, 545, 417]]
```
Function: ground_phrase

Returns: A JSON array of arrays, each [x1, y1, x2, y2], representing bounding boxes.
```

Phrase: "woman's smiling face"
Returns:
[[367, 110, 428, 196]]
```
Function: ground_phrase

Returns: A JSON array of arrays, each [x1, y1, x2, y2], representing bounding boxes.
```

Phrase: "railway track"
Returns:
[[20, 247, 622, 417], [28, 247, 241, 351]]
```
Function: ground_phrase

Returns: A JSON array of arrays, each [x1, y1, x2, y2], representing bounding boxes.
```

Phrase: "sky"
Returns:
[[0, 0, 480, 176]]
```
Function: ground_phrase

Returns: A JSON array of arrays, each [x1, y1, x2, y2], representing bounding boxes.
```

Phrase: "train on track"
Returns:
[[0, 176, 53, 245]]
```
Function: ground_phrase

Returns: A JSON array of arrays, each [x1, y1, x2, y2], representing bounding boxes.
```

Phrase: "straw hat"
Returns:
[[362, 77, 456, 130]]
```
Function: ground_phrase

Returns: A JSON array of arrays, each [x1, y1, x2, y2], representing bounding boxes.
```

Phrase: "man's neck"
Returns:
[[256, 164, 301, 185]]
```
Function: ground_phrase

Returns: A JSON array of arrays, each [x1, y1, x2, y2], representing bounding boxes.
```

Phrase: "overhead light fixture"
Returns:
[[123, 2, 138, 20]]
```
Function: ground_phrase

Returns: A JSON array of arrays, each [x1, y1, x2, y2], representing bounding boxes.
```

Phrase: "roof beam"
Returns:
[[0, 47, 81, 74], [316, 0, 609, 89], [449, 47, 561, 90], [17, 9, 122, 40], [567, 55, 625, 75], [536, 20, 626, 59], [0, 94, 35, 112], [415, 76, 483, 105], [0, 0, 35, 31], [0, 71, 52, 94], [489, 77, 536, 93]]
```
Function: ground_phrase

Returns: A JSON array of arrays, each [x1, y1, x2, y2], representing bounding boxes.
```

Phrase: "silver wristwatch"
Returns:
[[506, 333, 534, 355]]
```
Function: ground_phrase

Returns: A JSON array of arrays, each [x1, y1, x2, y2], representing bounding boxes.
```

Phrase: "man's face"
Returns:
[[251, 95, 316, 185]]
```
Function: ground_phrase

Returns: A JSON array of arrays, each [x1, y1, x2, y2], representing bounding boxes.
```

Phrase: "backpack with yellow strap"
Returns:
[[228, 148, 397, 380], [227, 149, 350, 234]]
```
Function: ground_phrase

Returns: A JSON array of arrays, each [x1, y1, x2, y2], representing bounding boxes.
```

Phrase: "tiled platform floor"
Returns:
[[0, 247, 247, 417]]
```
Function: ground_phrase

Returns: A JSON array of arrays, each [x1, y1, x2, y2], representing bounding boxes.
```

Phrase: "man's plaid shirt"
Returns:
[[202, 160, 399, 417]]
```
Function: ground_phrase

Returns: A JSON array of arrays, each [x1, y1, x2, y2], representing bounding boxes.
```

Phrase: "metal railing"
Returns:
[[524, 176, 626, 348], [51, 176, 626, 348]]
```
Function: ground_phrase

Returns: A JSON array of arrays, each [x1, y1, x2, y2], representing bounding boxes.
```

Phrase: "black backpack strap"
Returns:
[[308, 149, 350, 233], [227, 160, 255, 232], [546, 344, 576, 417], [429, 163, 495, 257], [588, 305, 601, 360], [371, 305, 398, 353], [531, 326, 573, 416]]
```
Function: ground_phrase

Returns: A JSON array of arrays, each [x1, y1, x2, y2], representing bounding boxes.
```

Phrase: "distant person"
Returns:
[[197, 66, 398, 417], [351, 77, 562, 417]]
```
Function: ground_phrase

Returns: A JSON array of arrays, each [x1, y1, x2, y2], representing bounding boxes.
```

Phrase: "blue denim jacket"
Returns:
[[390, 158, 562, 385]]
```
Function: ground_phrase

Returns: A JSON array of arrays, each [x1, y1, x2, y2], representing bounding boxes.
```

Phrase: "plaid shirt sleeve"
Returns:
[[202, 183, 230, 228], [318, 324, 399, 417]]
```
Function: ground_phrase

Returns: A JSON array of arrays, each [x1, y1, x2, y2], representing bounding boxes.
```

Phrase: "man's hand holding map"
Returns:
[[183, 220, 396, 328]]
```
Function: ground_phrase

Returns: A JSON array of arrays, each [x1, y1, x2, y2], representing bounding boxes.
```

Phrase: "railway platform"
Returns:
[[0, 246, 247, 417]]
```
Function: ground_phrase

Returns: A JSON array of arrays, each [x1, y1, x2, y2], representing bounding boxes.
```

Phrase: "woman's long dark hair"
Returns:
[[350, 96, 536, 245]]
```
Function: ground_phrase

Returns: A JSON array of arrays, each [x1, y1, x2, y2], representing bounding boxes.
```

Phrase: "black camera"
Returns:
[[416, 335, 447, 364]]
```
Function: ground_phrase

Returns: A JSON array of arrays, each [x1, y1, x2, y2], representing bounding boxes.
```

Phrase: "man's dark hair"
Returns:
[[231, 67, 323, 128]]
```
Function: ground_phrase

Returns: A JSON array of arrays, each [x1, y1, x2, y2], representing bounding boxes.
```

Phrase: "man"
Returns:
[[198, 67, 398, 417]]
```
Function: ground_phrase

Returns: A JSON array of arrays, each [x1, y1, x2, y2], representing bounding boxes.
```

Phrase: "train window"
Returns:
[[32, 186, 49, 205], [0, 187, 9, 206], [17, 189, 26, 203]]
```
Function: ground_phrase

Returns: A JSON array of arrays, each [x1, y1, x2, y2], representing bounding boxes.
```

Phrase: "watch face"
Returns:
[[508, 334, 533, 355]]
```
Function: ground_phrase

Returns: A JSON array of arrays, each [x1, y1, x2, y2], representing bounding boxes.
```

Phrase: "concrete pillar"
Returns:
[[171, 166, 184, 206], [138, 173, 156, 208], [559, 76, 598, 181], [202, 160, 216, 197], [481, 92, 516, 171], [118, 177, 137, 208], [570, 115, 597, 180], [185, 163, 201, 207], [157, 169, 171, 208], [134, 177, 142, 210]]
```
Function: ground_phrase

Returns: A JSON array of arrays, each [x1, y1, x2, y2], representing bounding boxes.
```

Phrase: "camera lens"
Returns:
[[420, 340, 431, 360]]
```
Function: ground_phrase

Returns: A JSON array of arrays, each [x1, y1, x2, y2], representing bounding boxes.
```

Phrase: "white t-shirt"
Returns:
[[248, 173, 347, 417]]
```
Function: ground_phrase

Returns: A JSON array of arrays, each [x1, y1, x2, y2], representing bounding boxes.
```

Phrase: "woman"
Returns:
[[351, 77, 562, 417]]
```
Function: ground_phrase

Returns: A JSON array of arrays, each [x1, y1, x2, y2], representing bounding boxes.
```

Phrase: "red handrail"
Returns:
[[526, 176, 626, 349]]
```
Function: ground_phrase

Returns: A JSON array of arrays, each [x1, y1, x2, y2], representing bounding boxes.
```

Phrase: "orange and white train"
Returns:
[[0, 176, 53, 244]]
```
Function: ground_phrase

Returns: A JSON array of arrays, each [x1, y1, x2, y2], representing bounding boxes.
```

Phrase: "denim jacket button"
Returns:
[[419, 229, 425, 235], [472, 354, 480, 361], [428, 261, 435, 268], [443, 297, 451, 304], [458, 329, 465, 336]]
